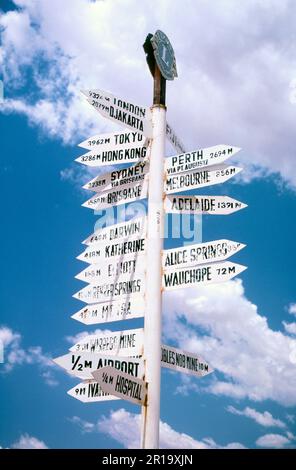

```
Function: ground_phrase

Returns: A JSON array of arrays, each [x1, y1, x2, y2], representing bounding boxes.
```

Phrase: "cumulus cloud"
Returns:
[[163, 279, 296, 406], [288, 303, 296, 316], [255, 433, 292, 449], [283, 321, 296, 336], [1, 0, 296, 187], [11, 434, 48, 449], [70, 408, 245, 449], [227, 406, 286, 429], [0, 325, 58, 386]]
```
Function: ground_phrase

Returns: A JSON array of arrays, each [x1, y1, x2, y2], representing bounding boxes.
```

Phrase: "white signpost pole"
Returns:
[[141, 49, 167, 450]]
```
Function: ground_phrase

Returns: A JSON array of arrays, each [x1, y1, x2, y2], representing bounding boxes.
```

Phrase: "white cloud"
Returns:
[[288, 303, 296, 316], [227, 406, 286, 429], [1, 0, 296, 186], [11, 434, 48, 449], [256, 433, 291, 449], [0, 325, 57, 386], [71, 408, 245, 449], [283, 321, 296, 336], [163, 279, 296, 406]]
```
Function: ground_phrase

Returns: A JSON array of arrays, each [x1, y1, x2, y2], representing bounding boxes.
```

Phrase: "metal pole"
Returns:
[[141, 64, 166, 449]]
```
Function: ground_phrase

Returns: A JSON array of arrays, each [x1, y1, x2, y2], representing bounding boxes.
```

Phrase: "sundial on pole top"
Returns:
[[150, 30, 178, 81]]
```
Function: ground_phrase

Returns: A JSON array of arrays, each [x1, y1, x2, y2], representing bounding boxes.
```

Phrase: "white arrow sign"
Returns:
[[92, 366, 147, 406], [165, 195, 247, 215], [165, 145, 241, 175], [83, 161, 149, 193], [82, 179, 148, 210], [161, 345, 213, 377], [76, 144, 149, 167], [83, 216, 147, 246], [67, 381, 120, 403], [166, 122, 186, 154], [73, 275, 146, 304], [71, 296, 145, 325], [53, 352, 144, 380], [82, 89, 152, 137], [69, 327, 144, 355], [78, 130, 147, 151], [78, 238, 146, 264], [163, 261, 247, 291], [165, 166, 242, 194], [163, 239, 246, 270], [75, 256, 146, 284]]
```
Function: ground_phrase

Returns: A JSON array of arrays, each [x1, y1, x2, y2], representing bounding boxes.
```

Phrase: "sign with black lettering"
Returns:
[[165, 166, 242, 194], [67, 381, 119, 403], [82, 89, 152, 137], [92, 366, 147, 406], [165, 195, 247, 215], [78, 130, 147, 151], [82, 217, 147, 246], [166, 122, 186, 154], [161, 345, 213, 377], [78, 238, 146, 264], [73, 276, 146, 304], [71, 296, 145, 325], [75, 255, 146, 284], [165, 145, 241, 175], [83, 161, 149, 193], [82, 179, 148, 210], [53, 352, 144, 380], [69, 328, 144, 356], [163, 239, 246, 269], [163, 261, 247, 290]]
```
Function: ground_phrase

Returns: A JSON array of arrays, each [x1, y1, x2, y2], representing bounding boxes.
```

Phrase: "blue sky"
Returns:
[[1, 0, 296, 450]]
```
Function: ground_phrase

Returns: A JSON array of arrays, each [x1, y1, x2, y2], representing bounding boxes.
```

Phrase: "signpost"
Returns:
[[81, 89, 153, 137], [161, 345, 213, 377], [82, 217, 147, 246], [77, 238, 146, 264], [71, 296, 145, 325], [165, 195, 248, 215], [165, 166, 242, 194], [53, 352, 144, 380], [82, 179, 148, 210], [92, 366, 148, 406], [73, 275, 146, 304], [163, 239, 246, 269], [75, 255, 146, 284], [83, 161, 149, 192], [163, 261, 247, 291], [69, 327, 144, 356], [165, 145, 241, 174], [55, 30, 248, 451], [68, 381, 119, 403]]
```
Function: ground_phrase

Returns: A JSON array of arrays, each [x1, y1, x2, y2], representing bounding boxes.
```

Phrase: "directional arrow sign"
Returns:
[[69, 327, 144, 355], [161, 345, 213, 377], [53, 352, 144, 380], [76, 144, 148, 167], [78, 238, 146, 264], [82, 89, 152, 137], [73, 275, 146, 304], [83, 161, 149, 193], [82, 179, 148, 210], [78, 130, 147, 151], [166, 122, 186, 154], [163, 239, 246, 270], [71, 296, 145, 325], [75, 255, 146, 284], [67, 381, 120, 403], [165, 195, 247, 215], [92, 366, 147, 406], [163, 261, 247, 291], [165, 166, 242, 194], [165, 145, 241, 175], [83, 217, 147, 246]]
